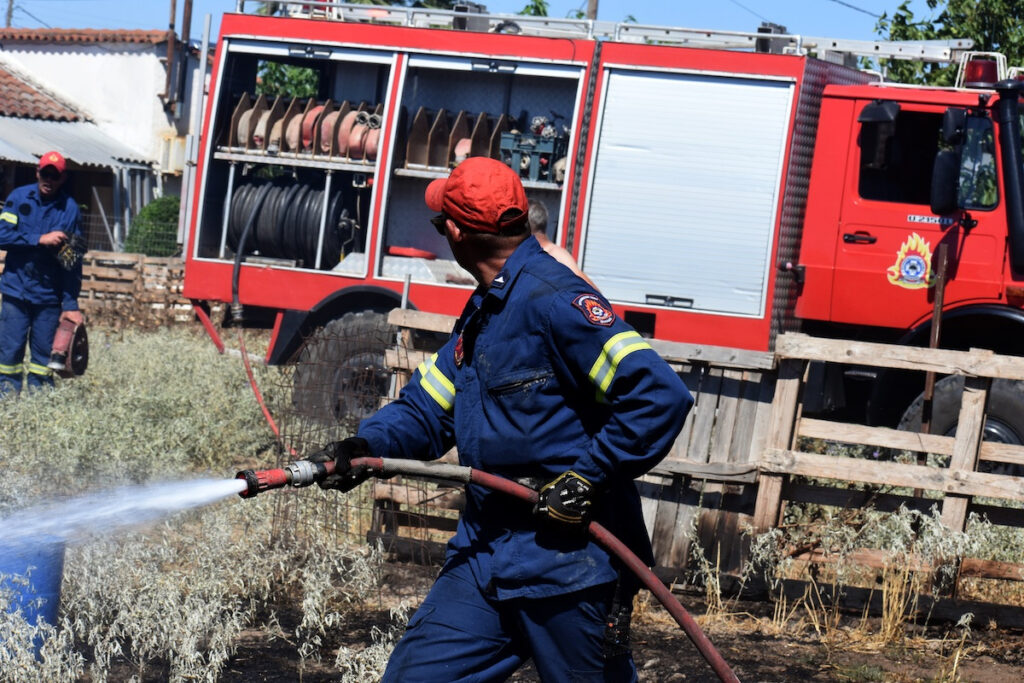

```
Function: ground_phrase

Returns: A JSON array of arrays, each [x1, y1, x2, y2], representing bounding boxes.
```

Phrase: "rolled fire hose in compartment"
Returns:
[[226, 179, 359, 270]]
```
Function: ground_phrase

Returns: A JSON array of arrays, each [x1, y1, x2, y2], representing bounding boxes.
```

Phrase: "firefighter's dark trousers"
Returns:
[[0, 295, 58, 395], [381, 558, 638, 682]]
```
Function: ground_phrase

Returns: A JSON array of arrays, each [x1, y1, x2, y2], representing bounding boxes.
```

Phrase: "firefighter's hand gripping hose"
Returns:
[[236, 457, 740, 682]]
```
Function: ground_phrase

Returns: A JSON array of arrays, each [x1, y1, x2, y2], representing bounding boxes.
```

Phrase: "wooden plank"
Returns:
[[385, 348, 429, 372], [790, 547, 934, 573], [650, 458, 759, 483], [799, 417, 1024, 466], [777, 333, 1024, 381], [637, 474, 669, 535], [788, 547, 1024, 583], [372, 482, 464, 509], [941, 376, 988, 531], [752, 475, 785, 533], [752, 358, 804, 532], [82, 280, 137, 294], [649, 476, 687, 567], [388, 308, 457, 334], [798, 418, 954, 455], [647, 337, 775, 370], [83, 265, 140, 281], [739, 371, 775, 465], [87, 250, 143, 262], [707, 369, 744, 463], [666, 366, 703, 459], [959, 558, 1024, 581], [685, 367, 722, 464], [726, 369, 768, 464], [760, 448, 1024, 502], [980, 441, 1024, 466]]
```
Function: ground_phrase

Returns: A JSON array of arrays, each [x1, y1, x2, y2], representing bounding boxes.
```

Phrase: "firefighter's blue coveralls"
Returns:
[[0, 183, 82, 393], [362, 236, 694, 682]]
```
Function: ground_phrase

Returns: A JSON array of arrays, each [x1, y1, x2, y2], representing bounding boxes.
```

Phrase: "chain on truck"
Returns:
[[181, 0, 1024, 462]]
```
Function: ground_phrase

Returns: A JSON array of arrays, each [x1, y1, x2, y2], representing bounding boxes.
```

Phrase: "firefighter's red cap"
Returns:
[[425, 157, 528, 234], [38, 151, 66, 174]]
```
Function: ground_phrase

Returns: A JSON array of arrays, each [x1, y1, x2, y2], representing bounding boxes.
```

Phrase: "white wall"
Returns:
[[0, 41, 191, 173]]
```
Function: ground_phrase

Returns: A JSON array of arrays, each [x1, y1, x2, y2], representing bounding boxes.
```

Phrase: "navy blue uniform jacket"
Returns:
[[0, 183, 83, 310], [359, 236, 693, 600]]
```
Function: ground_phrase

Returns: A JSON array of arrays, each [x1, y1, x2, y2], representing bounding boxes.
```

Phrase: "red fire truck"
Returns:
[[182, 2, 1024, 451]]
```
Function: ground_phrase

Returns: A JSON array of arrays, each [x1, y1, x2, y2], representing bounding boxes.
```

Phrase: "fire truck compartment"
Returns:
[[580, 68, 795, 318], [192, 35, 584, 292]]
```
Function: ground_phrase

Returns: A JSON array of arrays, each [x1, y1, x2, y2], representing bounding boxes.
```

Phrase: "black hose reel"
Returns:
[[227, 179, 359, 270]]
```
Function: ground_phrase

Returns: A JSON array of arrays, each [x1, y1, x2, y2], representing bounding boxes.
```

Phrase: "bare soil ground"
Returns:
[[215, 562, 1024, 682]]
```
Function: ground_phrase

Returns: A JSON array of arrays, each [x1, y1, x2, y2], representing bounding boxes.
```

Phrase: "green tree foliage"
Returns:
[[876, 0, 1024, 85], [124, 195, 180, 257], [256, 61, 318, 98], [518, 0, 549, 16]]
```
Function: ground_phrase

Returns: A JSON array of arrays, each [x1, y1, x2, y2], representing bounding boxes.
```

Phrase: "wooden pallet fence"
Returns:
[[375, 316, 1024, 587], [752, 332, 1024, 586], [0, 251, 190, 322], [379, 309, 775, 576]]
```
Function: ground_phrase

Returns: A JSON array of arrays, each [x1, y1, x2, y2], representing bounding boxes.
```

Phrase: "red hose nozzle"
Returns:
[[236, 459, 336, 498]]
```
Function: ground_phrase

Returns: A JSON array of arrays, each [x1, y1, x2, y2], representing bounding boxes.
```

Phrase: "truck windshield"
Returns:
[[958, 116, 998, 210]]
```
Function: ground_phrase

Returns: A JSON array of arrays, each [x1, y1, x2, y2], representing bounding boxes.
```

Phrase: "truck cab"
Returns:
[[796, 57, 1024, 441]]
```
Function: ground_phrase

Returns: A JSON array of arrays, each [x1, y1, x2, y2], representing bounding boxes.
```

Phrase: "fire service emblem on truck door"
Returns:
[[886, 232, 935, 289]]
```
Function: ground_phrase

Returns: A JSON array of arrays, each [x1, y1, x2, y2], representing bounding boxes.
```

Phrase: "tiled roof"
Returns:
[[0, 67, 79, 121], [0, 28, 169, 45]]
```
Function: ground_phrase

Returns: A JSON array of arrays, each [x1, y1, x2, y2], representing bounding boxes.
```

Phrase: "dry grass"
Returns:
[[0, 325, 404, 682]]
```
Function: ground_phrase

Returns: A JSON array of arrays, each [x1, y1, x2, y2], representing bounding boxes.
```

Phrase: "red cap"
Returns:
[[38, 151, 66, 174], [425, 157, 528, 234]]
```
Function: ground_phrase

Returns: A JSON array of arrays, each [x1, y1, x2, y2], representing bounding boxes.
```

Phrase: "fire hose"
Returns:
[[236, 457, 740, 683]]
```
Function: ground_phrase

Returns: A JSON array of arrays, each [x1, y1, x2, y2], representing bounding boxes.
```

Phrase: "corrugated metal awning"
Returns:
[[0, 118, 151, 169]]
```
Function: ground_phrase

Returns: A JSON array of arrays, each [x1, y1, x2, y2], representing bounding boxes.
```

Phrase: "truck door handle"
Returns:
[[843, 231, 877, 244]]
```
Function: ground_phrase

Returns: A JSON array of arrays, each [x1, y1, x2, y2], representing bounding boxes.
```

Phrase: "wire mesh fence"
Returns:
[[81, 213, 182, 257], [265, 311, 457, 565]]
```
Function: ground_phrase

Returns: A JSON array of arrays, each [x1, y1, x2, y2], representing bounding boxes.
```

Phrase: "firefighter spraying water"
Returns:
[[236, 455, 739, 683], [235, 155, 707, 681]]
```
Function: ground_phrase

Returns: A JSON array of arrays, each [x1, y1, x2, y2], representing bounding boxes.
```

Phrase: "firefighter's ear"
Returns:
[[448, 219, 467, 243]]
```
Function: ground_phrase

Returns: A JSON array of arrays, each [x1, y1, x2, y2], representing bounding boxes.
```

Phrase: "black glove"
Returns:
[[307, 437, 372, 492], [533, 470, 594, 525]]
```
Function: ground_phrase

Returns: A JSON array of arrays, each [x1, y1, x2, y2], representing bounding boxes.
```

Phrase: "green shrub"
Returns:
[[125, 195, 181, 256]]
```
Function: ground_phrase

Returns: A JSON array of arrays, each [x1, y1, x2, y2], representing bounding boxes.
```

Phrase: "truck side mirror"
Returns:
[[930, 148, 962, 215], [940, 107, 967, 145]]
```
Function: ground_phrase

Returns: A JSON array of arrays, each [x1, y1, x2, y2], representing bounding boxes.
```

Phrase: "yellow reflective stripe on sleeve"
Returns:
[[587, 331, 652, 401], [0, 211, 17, 224], [0, 363, 23, 375], [28, 362, 53, 376], [416, 352, 456, 412]]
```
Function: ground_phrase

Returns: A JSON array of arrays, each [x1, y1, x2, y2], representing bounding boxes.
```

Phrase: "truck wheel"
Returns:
[[897, 375, 1024, 476], [292, 311, 394, 429]]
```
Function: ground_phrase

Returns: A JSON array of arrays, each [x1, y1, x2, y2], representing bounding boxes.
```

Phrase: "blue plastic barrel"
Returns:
[[0, 536, 66, 657]]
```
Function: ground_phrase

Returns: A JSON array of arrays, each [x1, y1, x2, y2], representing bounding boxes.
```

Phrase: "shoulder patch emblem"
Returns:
[[454, 334, 464, 368], [572, 293, 614, 326]]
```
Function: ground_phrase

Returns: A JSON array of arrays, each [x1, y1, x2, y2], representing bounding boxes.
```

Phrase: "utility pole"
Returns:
[[6, 0, 13, 28], [587, 0, 598, 20]]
